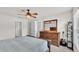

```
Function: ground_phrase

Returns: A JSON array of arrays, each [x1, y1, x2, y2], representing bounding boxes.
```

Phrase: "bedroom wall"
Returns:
[[0, 8, 72, 41], [73, 8, 79, 51], [33, 11, 72, 41], [0, 14, 15, 40], [0, 14, 28, 40]]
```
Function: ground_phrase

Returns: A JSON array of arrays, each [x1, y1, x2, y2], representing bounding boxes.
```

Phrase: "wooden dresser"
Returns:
[[39, 19, 60, 46], [40, 31, 60, 46]]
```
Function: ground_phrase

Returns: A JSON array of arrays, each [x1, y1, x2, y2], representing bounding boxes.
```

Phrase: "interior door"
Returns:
[[15, 22, 22, 37]]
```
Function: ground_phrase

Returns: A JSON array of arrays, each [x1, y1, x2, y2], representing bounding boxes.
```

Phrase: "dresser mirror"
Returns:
[[44, 19, 57, 32]]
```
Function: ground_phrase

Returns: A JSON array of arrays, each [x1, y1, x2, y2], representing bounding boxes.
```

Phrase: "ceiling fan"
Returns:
[[18, 9, 38, 18]]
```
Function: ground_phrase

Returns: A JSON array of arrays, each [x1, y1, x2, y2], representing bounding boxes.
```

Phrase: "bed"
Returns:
[[0, 36, 51, 52]]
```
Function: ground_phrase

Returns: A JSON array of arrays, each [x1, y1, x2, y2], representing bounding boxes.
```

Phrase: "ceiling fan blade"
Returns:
[[21, 9, 26, 12], [32, 13, 38, 15], [31, 15, 37, 18], [17, 14, 25, 15]]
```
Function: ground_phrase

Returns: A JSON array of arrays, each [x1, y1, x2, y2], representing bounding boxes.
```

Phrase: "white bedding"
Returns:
[[0, 36, 48, 52]]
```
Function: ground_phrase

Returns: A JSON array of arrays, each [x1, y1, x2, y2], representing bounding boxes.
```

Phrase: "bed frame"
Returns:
[[47, 40, 51, 52]]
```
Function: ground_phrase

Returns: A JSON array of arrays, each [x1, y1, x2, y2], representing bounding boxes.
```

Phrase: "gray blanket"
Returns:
[[0, 36, 48, 52]]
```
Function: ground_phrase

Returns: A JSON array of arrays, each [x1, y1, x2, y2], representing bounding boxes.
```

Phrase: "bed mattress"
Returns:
[[0, 36, 48, 52]]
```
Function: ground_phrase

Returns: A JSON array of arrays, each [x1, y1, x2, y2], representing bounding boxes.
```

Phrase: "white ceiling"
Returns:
[[0, 7, 72, 18]]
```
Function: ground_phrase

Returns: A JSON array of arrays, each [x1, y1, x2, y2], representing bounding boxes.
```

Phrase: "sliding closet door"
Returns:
[[15, 22, 22, 37]]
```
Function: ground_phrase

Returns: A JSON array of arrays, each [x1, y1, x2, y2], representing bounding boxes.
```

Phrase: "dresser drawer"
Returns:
[[50, 38, 59, 41], [40, 31, 60, 46], [51, 40, 59, 47]]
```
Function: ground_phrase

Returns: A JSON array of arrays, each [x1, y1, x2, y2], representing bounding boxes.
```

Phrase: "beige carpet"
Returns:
[[51, 45, 72, 52]]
